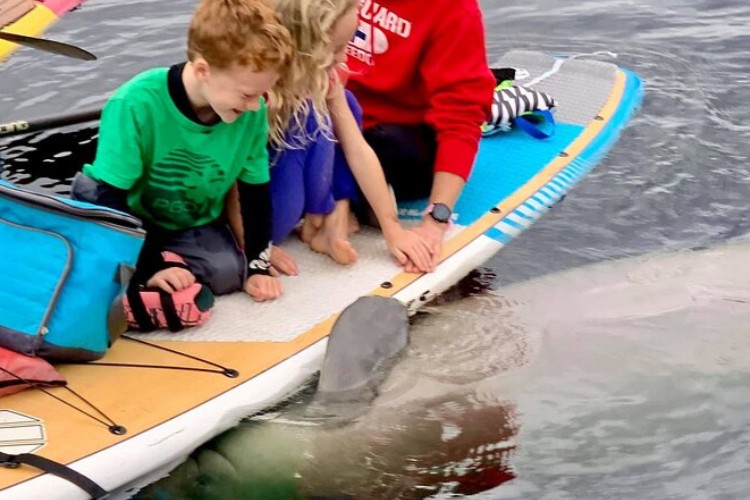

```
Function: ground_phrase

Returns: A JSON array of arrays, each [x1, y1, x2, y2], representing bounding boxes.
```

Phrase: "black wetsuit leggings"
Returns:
[[362, 123, 437, 201], [71, 173, 246, 295]]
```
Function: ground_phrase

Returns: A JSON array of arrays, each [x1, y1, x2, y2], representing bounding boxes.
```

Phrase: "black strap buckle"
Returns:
[[1, 454, 20, 469]]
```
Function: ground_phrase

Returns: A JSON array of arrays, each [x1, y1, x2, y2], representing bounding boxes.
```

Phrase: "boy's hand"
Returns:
[[147, 267, 196, 293], [244, 274, 283, 302]]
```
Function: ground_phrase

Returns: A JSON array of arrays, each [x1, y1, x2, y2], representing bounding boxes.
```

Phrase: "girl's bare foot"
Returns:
[[348, 211, 360, 235], [309, 200, 357, 266], [310, 233, 358, 265], [301, 214, 323, 243]]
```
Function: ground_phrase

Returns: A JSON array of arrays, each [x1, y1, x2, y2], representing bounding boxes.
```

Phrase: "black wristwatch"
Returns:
[[427, 202, 452, 224]]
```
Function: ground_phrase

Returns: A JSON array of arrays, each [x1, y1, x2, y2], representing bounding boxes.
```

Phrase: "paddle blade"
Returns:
[[0, 31, 97, 61]]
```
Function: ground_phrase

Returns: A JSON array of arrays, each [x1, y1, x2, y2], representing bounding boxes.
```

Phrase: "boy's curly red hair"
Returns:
[[187, 0, 292, 71]]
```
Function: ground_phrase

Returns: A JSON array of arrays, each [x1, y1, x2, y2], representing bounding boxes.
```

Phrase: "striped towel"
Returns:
[[482, 84, 557, 136]]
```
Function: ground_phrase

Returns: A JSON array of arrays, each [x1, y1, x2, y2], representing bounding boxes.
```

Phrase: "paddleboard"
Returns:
[[0, 0, 86, 62], [0, 50, 643, 498]]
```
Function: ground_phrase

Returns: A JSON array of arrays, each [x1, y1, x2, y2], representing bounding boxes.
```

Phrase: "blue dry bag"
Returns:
[[0, 180, 144, 361]]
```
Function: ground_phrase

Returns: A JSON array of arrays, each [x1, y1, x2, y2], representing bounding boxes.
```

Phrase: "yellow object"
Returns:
[[0, 3, 57, 63]]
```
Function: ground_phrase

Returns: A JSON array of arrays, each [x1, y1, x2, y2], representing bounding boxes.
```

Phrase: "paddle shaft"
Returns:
[[0, 109, 101, 138]]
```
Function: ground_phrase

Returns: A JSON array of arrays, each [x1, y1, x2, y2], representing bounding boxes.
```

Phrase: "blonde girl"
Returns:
[[255, 0, 437, 273]]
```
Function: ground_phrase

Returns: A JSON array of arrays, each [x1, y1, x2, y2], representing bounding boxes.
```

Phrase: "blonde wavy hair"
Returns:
[[265, 0, 358, 148]]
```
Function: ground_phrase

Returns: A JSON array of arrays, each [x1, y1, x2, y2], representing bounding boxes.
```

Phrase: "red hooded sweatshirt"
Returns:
[[346, 0, 496, 181]]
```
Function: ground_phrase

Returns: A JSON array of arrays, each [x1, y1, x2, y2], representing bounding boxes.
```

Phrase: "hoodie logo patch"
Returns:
[[347, 1, 412, 66]]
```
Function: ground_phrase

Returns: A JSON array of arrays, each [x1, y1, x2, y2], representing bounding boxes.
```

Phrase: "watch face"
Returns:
[[431, 203, 452, 223]]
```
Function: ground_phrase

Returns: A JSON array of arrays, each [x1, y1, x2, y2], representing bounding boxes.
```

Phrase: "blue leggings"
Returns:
[[270, 91, 361, 244]]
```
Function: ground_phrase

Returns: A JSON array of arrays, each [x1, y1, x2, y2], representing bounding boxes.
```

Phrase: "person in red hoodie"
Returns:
[[346, 0, 496, 271]]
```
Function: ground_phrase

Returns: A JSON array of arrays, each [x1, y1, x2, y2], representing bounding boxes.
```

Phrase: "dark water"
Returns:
[[3, 0, 750, 498]]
